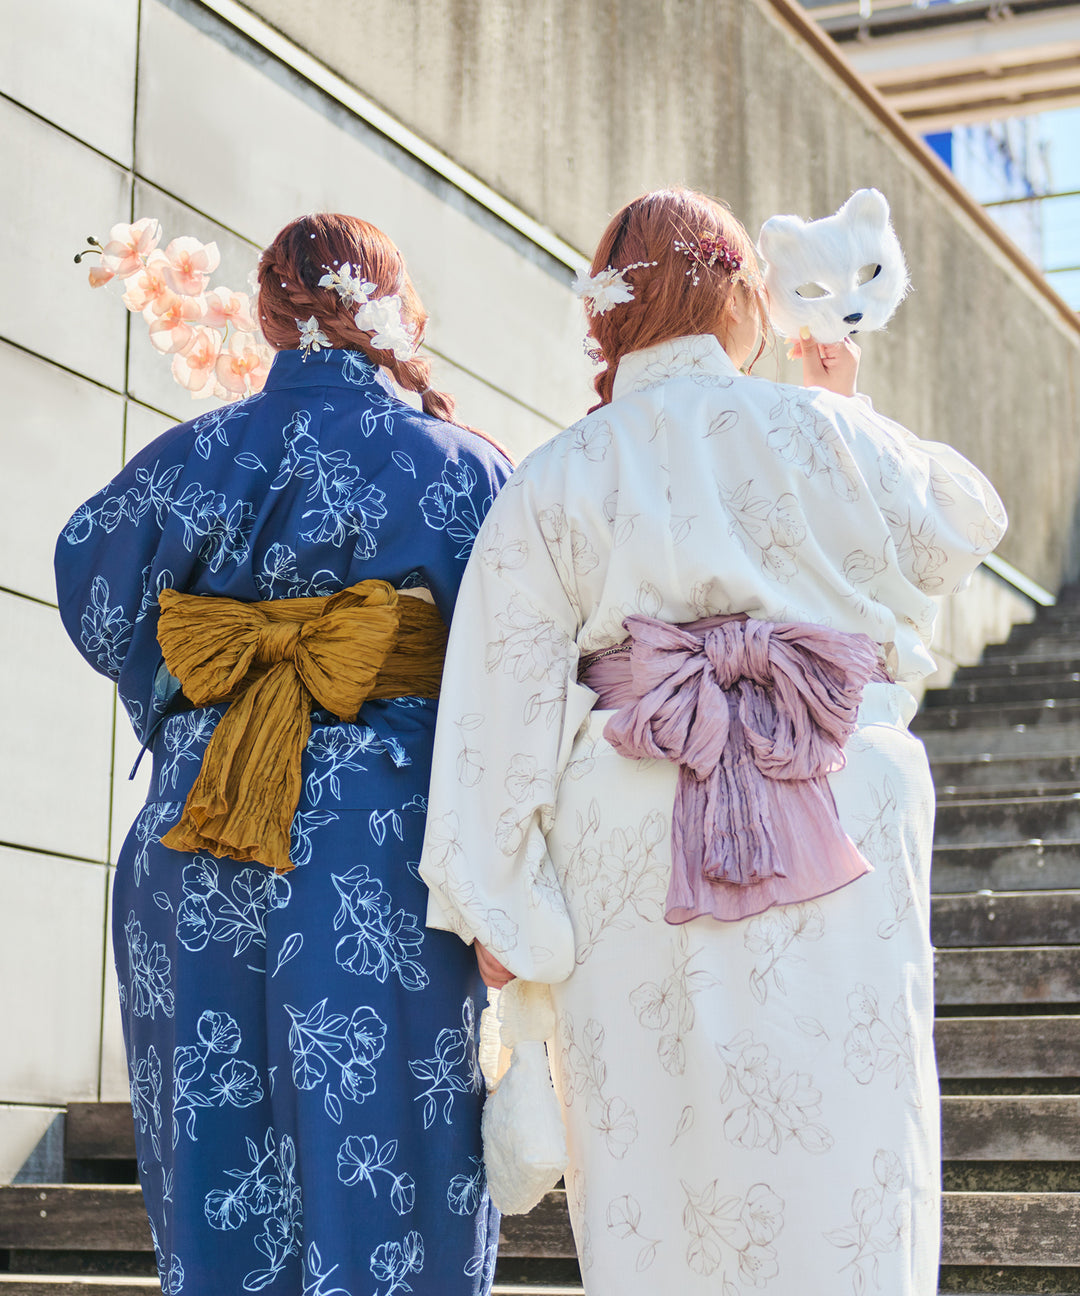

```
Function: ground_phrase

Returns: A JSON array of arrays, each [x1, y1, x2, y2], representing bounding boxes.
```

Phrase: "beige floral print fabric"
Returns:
[[419, 333, 1006, 1293]]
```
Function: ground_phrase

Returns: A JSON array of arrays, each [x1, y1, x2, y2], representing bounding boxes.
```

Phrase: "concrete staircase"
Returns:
[[4, 595, 1080, 1292]]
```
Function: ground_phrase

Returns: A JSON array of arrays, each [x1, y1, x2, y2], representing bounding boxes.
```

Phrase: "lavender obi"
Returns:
[[579, 614, 889, 924]]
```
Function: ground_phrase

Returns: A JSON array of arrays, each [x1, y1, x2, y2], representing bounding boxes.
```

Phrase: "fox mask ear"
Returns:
[[837, 187, 890, 231], [757, 215, 805, 263]]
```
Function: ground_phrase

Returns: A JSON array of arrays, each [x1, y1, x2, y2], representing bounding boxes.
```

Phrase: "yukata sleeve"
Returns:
[[843, 397, 1008, 595], [54, 435, 188, 739], [418, 475, 591, 984]]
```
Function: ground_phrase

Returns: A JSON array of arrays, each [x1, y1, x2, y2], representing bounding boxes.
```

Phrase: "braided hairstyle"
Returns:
[[585, 188, 768, 410], [257, 212, 457, 423]]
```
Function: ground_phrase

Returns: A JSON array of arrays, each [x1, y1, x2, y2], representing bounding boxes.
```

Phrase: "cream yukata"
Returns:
[[418, 333, 1007, 1296]]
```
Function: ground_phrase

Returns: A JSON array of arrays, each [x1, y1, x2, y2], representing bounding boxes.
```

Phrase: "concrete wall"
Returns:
[[248, 0, 1080, 595], [0, 0, 590, 1180]]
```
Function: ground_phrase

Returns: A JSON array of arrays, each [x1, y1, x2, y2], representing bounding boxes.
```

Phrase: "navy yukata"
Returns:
[[55, 348, 513, 1296]]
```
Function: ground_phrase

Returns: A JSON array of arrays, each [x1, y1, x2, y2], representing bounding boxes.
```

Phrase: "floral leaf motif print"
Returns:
[[336, 1134, 416, 1216], [706, 409, 740, 438], [271, 410, 387, 558], [170, 483, 255, 572], [302, 1242, 351, 1296], [767, 397, 859, 501], [62, 461, 184, 545], [158, 710, 217, 795], [842, 984, 920, 1104], [629, 926, 719, 1075], [672, 1105, 696, 1146], [391, 451, 416, 477], [128, 1043, 164, 1160], [420, 812, 521, 955], [603, 489, 638, 548], [843, 547, 889, 586], [292, 689, 343, 771], [715, 1033, 833, 1155], [123, 912, 174, 1020], [881, 506, 948, 591], [80, 576, 132, 678], [131, 801, 182, 886], [446, 1156, 484, 1216], [272, 932, 303, 977], [485, 595, 570, 688], [719, 481, 805, 585], [204, 1127, 302, 1291], [176, 855, 291, 957], [682, 1179, 784, 1285], [824, 1150, 906, 1295], [455, 713, 485, 788], [369, 1230, 424, 1296], [192, 397, 257, 461], [556, 802, 667, 964], [743, 903, 825, 1005], [878, 863, 914, 940], [286, 1000, 387, 1106], [289, 810, 338, 870], [419, 459, 489, 560], [557, 1014, 639, 1160], [568, 415, 612, 462], [330, 865, 428, 990], [479, 522, 528, 575], [254, 542, 337, 600], [606, 1195, 660, 1272], [172, 1010, 264, 1145], [408, 999, 482, 1130]]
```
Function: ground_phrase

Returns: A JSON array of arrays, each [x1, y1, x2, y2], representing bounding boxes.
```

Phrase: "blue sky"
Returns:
[[1038, 106, 1080, 308]]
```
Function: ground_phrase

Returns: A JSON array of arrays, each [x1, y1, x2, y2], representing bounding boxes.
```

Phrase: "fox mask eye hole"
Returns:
[[794, 282, 830, 299], [856, 263, 882, 286]]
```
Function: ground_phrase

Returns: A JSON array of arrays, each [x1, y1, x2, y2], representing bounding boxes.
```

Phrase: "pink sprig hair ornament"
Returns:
[[757, 188, 910, 344], [75, 219, 273, 400]]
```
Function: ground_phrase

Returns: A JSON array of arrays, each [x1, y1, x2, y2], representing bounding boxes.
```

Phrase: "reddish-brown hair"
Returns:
[[586, 188, 768, 409], [256, 212, 458, 423]]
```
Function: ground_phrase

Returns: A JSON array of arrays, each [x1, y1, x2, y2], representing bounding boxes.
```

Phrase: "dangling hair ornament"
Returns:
[[296, 315, 331, 359], [674, 234, 742, 286], [583, 335, 605, 365], [572, 260, 657, 316], [318, 262, 416, 361]]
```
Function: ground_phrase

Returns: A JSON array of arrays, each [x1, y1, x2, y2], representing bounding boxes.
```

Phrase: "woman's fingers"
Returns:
[[474, 940, 516, 988]]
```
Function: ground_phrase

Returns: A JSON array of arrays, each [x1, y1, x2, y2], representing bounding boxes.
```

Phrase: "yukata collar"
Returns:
[[260, 346, 395, 397], [611, 333, 740, 400]]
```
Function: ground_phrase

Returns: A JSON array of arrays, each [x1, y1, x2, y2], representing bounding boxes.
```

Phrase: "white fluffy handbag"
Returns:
[[479, 979, 568, 1215]]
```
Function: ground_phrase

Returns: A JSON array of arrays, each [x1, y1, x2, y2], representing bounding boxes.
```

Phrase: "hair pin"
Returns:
[[572, 260, 657, 316], [674, 234, 742, 286]]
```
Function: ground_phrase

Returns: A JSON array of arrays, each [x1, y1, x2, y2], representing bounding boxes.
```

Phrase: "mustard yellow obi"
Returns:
[[156, 580, 446, 874]]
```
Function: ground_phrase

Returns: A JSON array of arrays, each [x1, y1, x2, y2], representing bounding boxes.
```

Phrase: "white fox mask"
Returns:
[[757, 188, 910, 344]]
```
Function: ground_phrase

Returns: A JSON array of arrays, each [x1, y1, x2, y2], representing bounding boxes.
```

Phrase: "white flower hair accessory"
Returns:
[[319, 262, 415, 362], [296, 315, 331, 359], [572, 260, 657, 316]]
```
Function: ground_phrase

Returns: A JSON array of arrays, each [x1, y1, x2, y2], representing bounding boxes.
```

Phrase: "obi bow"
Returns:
[[156, 580, 446, 873], [599, 615, 883, 922]]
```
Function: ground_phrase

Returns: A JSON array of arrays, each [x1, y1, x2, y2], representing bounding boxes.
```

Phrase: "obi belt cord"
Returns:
[[155, 580, 447, 873], [585, 615, 885, 922]]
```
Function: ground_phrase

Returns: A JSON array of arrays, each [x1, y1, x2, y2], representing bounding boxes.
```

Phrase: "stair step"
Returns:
[[935, 947, 1080, 1005], [932, 891, 1080, 946], [956, 655, 1080, 681], [942, 1193, 1080, 1266], [63, 1107, 135, 1163], [936, 782, 1080, 803], [936, 1017, 1080, 1079], [912, 720, 1078, 756], [932, 842, 1080, 892], [932, 754, 1080, 789], [934, 796, 1080, 845], [941, 1095, 1080, 1160], [914, 700, 1080, 733], [927, 677, 1080, 707], [0, 1284, 160, 1295]]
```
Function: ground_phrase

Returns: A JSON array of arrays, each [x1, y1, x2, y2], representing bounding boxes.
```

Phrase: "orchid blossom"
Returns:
[[216, 333, 273, 397], [163, 236, 221, 296], [171, 328, 222, 393], [201, 288, 256, 332]]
